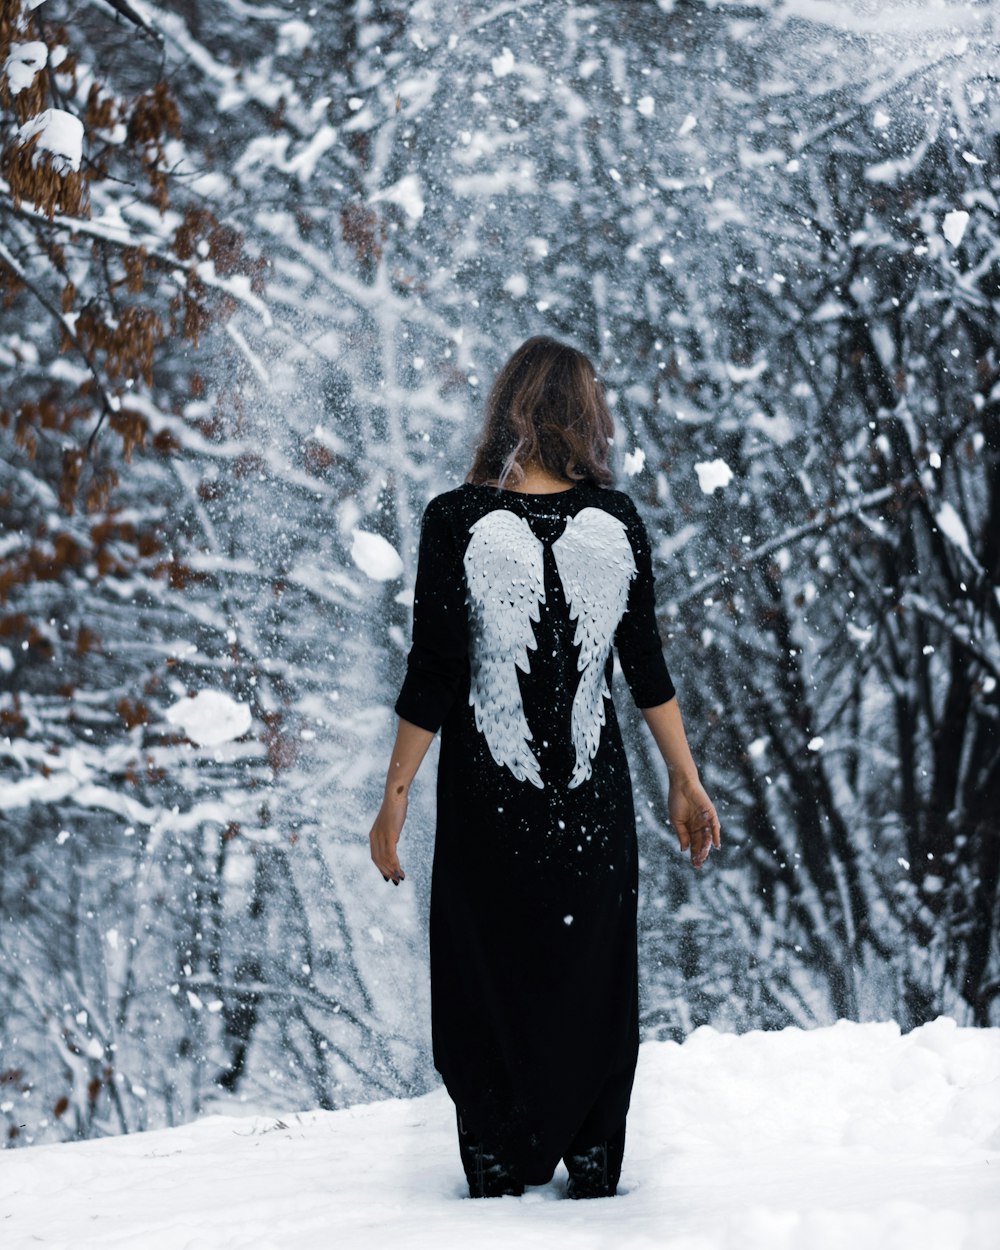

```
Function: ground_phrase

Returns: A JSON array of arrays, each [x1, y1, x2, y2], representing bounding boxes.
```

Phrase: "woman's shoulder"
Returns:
[[414, 485, 479, 541], [585, 488, 652, 545], [585, 484, 641, 515], [421, 483, 473, 517]]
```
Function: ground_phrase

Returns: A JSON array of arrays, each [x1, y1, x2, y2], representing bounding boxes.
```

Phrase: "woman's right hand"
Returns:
[[369, 793, 407, 886], [667, 775, 721, 869]]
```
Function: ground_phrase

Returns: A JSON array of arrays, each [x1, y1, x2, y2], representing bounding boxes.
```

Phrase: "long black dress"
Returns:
[[393, 479, 676, 1186]]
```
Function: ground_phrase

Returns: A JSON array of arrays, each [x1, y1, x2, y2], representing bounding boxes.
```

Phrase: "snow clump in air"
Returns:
[[351, 529, 405, 581], [942, 210, 970, 246], [492, 47, 515, 77], [622, 447, 646, 476], [165, 690, 253, 746], [694, 458, 734, 494]]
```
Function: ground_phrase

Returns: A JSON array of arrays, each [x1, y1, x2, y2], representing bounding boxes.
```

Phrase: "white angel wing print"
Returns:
[[463, 510, 547, 788], [552, 507, 637, 788]]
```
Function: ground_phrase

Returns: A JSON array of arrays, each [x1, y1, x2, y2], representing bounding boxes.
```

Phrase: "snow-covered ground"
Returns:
[[2, 1019, 998, 1250]]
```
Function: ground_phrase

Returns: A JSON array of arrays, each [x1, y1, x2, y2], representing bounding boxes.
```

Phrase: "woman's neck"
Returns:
[[490, 464, 576, 494]]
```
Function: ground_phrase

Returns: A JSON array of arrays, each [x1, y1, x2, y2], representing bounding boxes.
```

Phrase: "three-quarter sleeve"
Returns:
[[614, 496, 676, 708], [393, 496, 469, 734]]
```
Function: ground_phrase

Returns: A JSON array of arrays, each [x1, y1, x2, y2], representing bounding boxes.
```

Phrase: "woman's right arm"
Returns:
[[369, 716, 436, 885], [369, 494, 469, 885]]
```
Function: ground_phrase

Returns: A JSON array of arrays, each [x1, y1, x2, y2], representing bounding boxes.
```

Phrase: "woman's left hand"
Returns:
[[369, 793, 407, 886], [668, 776, 721, 869]]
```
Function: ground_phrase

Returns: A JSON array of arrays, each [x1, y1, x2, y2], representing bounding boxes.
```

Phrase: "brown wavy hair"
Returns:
[[465, 335, 615, 489]]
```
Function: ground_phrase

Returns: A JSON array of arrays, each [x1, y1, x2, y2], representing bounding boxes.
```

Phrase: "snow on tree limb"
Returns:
[[672, 478, 919, 608]]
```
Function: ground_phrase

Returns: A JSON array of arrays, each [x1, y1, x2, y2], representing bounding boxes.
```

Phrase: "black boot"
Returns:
[[456, 1112, 525, 1198], [564, 1121, 626, 1199]]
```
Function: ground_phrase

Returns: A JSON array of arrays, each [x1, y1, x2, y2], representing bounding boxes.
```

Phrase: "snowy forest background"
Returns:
[[1, 0, 997, 1149]]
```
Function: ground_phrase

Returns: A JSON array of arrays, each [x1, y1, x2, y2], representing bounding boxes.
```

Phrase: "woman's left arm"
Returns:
[[369, 716, 435, 885], [612, 496, 720, 869], [640, 699, 721, 869]]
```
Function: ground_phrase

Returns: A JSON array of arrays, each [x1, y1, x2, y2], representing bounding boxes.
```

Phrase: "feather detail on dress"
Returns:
[[552, 508, 637, 787], [463, 510, 547, 788]]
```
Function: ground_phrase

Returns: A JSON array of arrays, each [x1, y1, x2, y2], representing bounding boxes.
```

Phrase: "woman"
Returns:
[[369, 335, 721, 1199]]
